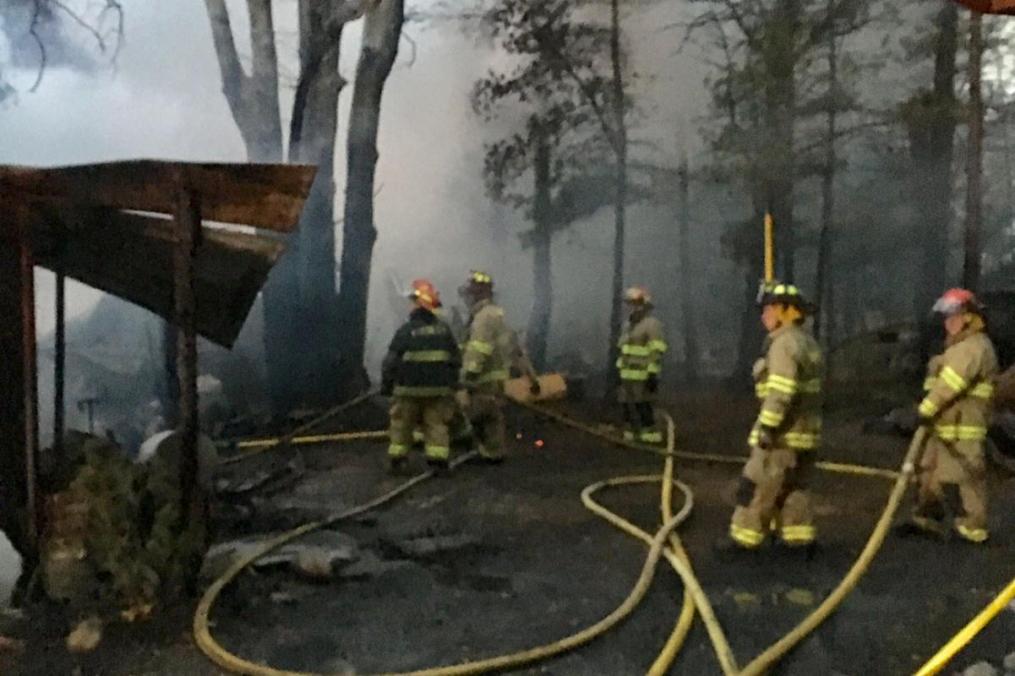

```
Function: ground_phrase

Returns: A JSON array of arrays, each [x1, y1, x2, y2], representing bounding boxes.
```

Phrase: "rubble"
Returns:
[[963, 661, 1000, 676], [202, 531, 359, 581], [66, 616, 103, 654]]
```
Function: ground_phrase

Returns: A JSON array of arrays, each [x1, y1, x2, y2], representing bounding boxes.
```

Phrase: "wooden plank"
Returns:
[[0, 161, 316, 232], [27, 205, 284, 346]]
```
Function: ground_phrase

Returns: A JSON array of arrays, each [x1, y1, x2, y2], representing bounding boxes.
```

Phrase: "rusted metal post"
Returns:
[[173, 177, 202, 522]]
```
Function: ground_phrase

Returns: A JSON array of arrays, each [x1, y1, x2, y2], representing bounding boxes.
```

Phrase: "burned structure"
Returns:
[[0, 160, 314, 587]]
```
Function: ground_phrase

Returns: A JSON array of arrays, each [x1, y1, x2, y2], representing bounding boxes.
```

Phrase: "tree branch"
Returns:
[[204, 0, 248, 106]]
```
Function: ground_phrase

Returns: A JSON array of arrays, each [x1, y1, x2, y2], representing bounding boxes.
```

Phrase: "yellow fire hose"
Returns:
[[197, 401, 1000, 676], [196, 413, 715, 675], [914, 576, 1015, 676]]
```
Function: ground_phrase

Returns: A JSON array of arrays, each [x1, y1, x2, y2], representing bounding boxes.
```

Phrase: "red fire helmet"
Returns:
[[952, 0, 1015, 14]]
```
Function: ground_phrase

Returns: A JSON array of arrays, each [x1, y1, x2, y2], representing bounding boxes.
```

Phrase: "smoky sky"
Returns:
[[0, 0, 713, 375]]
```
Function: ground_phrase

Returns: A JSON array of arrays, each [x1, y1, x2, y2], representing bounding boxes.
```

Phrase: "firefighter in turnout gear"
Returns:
[[728, 282, 823, 551], [381, 280, 461, 474], [458, 270, 539, 463], [911, 288, 999, 543], [616, 286, 667, 444]]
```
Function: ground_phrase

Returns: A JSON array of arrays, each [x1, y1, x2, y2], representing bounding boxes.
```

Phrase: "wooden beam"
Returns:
[[173, 180, 201, 528], [0, 202, 26, 561], [0, 161, 316, 232], [17, 206, 39, 553]]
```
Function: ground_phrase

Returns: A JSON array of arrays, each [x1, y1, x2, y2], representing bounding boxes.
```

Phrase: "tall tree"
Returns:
[[963, 9, 984, 291], [204, 0, 371, 413], [472, 0, 620, 369], [900, 1, 959, 311], [336, 0, 406, 390], [688, 0, 874, 375]]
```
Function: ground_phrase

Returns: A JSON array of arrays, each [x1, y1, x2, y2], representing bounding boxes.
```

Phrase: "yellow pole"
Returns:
[[764, 212, 775, 282], [914, 577, 1015, 676]]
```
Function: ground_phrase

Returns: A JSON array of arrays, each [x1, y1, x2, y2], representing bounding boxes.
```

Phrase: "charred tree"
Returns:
[[606, 0, 629, 385], [677, 154, 700, 383], [337, 0, 405, 391], [528, 128, 553, 370], [288, 1, 346, 405], [903, 2, 959, 311], [963, 10, 984, 291], [815, 0, 839, 343]]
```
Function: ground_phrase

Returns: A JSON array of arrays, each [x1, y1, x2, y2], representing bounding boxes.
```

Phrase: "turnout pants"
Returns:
[[913, 438, 989, 543], [618, 382, 661, 444], [388, 396, 454, 461], [730, 447, 815, 548], [464, 385, 506, 460]]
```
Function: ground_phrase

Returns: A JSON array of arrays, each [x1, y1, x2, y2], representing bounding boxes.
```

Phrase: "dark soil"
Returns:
[[7, 392, 1014, 675]]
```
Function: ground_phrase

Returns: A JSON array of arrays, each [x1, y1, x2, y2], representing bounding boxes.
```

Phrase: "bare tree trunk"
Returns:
[[765, 0, 800, 281], [288, 1, 346, 406], [677, 153, 699, 383], [205, 0, 298, 414], [528, 128, 552, 371], [912, 2, 958, 310], [815, 2, 838, 343], [337, 0, 405, 391], [963, 10, 984, 291], [607, 0, 628, 385]]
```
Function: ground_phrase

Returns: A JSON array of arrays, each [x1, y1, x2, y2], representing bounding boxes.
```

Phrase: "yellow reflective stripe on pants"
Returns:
[[648, 339, 668, 353], [467, 340, 494, 355], [477, 369, 509, 383], [924, 377, 937, 392], [956, 524, 989, 543], [425, 445, 450, 460], [934, 425, 988, 441], [785, 433, 820, 450], [621, 344, 651, 357], [639, 430, 663, 443], [940, 366, 968, 392], [730, 524, 764, 548], [620, 369, 649, 381], [402, 350, 452, 363], [755, 383, 769, 398], [758, 409, 784, 427], [394, 385, 454, 397], [970, 382, 994, 399], [780, 525, 816, 543], [388, 443, 410, 458], [647, 363, 661, 375]]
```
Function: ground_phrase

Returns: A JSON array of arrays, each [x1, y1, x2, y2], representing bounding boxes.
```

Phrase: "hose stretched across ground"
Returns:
[[194, 413, 714, 675], [197, 401, 979, 675]]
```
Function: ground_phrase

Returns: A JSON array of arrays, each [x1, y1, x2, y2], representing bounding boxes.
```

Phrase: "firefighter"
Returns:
[[458, 270, 539, 463], [616, 286, 667, 444], [381, 279, 461, 475], [727, 282, 823, 552], [910, 288, 999, 543]]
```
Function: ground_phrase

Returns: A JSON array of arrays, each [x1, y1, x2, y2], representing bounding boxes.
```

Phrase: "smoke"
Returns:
[[3, 0, 736, 442]]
